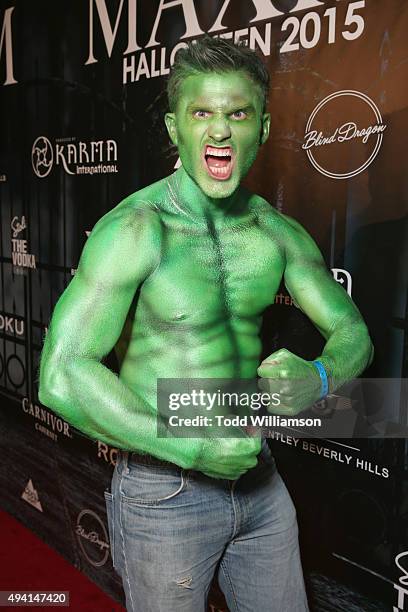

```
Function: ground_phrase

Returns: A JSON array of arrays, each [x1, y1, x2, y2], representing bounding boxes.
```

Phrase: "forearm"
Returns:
[[316, 316, 374, 392], [39, 357, 198, 467]]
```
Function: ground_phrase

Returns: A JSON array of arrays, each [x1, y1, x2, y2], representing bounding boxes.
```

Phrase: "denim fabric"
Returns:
[[105, 441, 309, 612]]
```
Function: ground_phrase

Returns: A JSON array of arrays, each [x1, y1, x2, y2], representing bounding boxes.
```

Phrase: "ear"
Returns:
[[260, 113, 270, 145], [165, 113, 178, 146]]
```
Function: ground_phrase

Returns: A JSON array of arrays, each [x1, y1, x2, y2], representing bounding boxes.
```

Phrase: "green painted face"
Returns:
[[165, 70, 270, 200]]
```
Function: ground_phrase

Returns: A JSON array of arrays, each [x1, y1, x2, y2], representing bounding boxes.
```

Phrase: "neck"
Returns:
[[168, 167, 245, 223]]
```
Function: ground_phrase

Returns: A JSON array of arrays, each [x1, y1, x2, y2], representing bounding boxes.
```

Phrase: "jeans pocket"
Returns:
[[104, 491, 117, 568], [120, 464, 187, 507]]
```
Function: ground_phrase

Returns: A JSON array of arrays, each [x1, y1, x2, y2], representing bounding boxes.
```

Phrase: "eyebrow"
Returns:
[[186, 103, 256, 114]]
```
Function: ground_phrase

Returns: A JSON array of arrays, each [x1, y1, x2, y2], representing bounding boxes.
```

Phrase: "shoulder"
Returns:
[[90, 183, 166, 247], [78, 185, 166, 285], [249, 194, 308, 239], [121, 175, 169, 216], [249, 194, 322, 260]]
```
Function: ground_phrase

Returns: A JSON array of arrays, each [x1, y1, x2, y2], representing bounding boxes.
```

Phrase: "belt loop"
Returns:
[[119, 450, 130, 475]]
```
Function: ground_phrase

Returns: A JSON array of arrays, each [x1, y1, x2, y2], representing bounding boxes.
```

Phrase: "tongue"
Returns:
[[207, 155, 230, 169]]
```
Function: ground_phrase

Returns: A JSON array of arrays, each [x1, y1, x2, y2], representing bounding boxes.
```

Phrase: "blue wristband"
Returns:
[[312, 360, 329, 399]]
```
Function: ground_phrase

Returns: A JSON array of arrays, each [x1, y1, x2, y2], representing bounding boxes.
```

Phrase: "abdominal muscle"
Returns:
[[118, 315, 263, 410]]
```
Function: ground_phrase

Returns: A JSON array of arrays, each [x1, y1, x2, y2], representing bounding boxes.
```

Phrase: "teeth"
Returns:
[[210, 166, 230, 175], [206, 147, 231, 157]]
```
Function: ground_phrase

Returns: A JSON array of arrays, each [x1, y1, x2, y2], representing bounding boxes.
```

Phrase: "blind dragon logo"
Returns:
[[303, 90, 386, 180], [76, 509, 110, 568], [31, 136, 53, 178]]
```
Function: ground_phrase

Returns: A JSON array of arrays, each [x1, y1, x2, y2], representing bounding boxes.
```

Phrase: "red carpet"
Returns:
[[0, 509, 126, 611]]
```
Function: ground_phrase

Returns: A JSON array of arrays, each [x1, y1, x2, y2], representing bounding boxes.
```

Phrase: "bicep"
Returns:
[[44, 206, 161, 362], [283, 222, 360, 338], [47, 269, 136, 361]]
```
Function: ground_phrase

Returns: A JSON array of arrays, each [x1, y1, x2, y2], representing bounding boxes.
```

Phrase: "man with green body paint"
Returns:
[[39, 38, 373, 611]]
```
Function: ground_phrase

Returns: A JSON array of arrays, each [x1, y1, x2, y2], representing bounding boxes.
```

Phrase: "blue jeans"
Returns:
[[104, 441, 309, 612]]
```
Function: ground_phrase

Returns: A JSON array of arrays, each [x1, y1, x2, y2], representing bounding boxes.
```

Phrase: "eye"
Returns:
[[193, 110, 211, 119], [231, 110, 247, 120]]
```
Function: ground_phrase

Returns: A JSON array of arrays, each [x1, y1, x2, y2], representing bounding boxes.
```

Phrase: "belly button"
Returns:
[[174, 313, 187, 321]]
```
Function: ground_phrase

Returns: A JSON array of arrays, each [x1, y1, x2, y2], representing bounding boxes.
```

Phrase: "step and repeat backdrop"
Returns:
[[0, 1, 407, 610]]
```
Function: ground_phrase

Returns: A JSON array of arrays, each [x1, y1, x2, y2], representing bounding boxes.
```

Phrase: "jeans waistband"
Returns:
[[117, 439, 271, 474]]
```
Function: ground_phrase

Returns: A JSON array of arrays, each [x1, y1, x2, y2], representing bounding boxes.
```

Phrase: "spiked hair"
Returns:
[[167, 36, 270, 113]]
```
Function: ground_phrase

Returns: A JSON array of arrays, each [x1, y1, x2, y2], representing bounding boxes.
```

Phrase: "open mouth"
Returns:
[[204, 145, 233, 180]]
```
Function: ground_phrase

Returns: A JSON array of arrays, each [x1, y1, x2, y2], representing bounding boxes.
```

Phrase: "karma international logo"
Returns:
[[31, 136, 118, 178], [32, 136, 53, 178], [303, 90, 387, 180]]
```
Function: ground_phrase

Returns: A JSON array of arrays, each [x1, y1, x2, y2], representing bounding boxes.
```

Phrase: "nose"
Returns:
[[207, 115, 231, 142]]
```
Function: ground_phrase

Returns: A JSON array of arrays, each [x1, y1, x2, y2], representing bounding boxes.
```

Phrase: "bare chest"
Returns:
[[138, 220, 285, 325]]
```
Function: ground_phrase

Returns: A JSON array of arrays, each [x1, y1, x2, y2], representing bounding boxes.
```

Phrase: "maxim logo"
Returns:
[[32, 136, 118, 178], [85, 0, 333, 83], [76, 509, 110, 567], [21, 479, 43, 512], [0, 6, 17, 85]]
